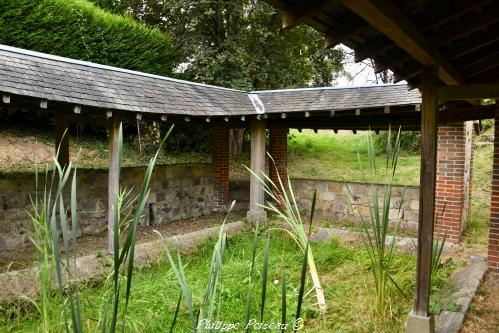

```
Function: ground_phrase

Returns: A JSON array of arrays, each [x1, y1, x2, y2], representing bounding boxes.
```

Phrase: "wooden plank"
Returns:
[[341, 0, 465, 85], [54, 112, 70, 167], [438, 84, 499, 102], [413, 65, 438, 318], [282, 0, 338, 29], [107, 114, 121, 254]]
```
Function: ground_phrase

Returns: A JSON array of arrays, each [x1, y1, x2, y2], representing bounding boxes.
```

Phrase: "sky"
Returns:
[[334, 44, 403, 87]]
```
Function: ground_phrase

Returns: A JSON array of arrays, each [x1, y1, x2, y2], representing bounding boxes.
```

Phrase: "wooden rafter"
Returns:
[[341, 0, 466, 85], [282, 0, 338, 29], [438, 84, 499, 102], [325, 16, 369, 48], [448, 27, 499, 60], [348, 1, 496, 62]]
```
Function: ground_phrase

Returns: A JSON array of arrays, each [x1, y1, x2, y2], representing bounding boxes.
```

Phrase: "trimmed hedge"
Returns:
[[0, 0, 174, 75]]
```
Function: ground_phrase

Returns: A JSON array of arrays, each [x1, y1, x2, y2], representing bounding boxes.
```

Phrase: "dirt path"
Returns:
[[462, 272, 499, 333]]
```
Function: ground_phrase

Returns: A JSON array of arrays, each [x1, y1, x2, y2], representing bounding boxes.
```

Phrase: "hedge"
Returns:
[[0, 0, 174, 75]]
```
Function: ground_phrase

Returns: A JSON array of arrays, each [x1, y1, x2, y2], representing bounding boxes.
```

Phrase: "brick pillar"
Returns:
[[488, 115, 499, 271], [212, 125, 229, 211], [435, 121, 472, 243], [269, 127, 288, 185]]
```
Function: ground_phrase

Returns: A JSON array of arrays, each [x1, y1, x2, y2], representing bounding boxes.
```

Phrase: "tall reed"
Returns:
[[27, 124, 172, 332], [246, 161, 326, 312], [345, 128, 403, 316]]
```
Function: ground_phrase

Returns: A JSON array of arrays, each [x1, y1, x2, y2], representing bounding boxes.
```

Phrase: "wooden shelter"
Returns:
[[0, 3, 498, 325], [263, 0, 498, 332]]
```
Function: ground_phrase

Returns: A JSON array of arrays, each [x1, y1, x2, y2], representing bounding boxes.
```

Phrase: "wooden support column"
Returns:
[[247, 117, 267, 224], [406, 66, 438, 333], [107, 114, 121, 254], [54, 112, 70, 167]]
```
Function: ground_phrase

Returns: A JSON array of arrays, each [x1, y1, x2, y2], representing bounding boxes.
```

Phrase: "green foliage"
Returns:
[[374, 130, 421, 154], [25, 123, 171, 333], [346, 129, 405, 316], [92, 0, 346, 90], [0, 0, 174, 75]]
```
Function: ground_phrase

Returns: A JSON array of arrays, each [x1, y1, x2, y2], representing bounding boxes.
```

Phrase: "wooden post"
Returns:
[[108, 114, 121, 254], [55, 112, 70, 167], [247, 117, 267, 224], [406, 65, 438, 333]]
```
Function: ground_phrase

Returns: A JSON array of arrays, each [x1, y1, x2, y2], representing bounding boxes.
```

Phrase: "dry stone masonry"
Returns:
[[0, 164, 214, 251]]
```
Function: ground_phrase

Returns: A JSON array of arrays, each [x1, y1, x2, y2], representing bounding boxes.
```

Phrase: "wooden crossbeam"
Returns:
[[282, 0, 338, 29], [438, 84, 499, 102], [341, 0, 465, 85]]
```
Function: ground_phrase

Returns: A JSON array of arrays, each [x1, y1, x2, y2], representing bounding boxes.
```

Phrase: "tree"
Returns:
[[93, 0, 345, 90], [91, 0, 346, 155]]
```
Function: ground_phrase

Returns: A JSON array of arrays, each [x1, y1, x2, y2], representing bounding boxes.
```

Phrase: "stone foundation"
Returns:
[[0, 164, 214, 251], [230, 178, 420, 230]]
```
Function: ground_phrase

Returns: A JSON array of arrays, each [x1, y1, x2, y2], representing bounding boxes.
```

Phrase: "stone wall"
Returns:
[[229, 178, 420, 230], [0, 164, 214, 251]]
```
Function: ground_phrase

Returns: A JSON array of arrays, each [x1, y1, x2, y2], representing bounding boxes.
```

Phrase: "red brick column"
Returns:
[[488, 115, 499, 271], [212, 125, 229, 211], [269, 127, 288, 186], [435, 122, 469, 243]]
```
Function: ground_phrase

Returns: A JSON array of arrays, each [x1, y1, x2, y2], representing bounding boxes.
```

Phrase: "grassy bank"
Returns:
[[0, 231, 458, 333]]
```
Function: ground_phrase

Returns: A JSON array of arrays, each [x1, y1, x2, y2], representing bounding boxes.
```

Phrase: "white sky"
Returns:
[[334, 44, 405, 87]]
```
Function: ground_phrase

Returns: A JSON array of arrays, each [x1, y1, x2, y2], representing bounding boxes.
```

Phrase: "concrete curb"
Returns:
[[435, 253, 487, 333], [0, 221, 247, 304]]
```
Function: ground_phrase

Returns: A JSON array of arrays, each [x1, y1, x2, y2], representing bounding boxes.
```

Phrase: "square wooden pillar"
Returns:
[[488, 111, 499, 272], [55, 112, 70, 167], [107, 114, 121, 254], [212, 124, 230, 211], [247, 117, 267, 224], [406, 65, 438, 333]]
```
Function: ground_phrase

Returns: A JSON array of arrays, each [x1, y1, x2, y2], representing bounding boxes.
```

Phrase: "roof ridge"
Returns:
[[0, 44, 245, 94], [252, 83, 412, 94]]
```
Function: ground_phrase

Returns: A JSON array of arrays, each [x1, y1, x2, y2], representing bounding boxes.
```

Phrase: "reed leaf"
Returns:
[[260, 233, 270, 322], [295, 241, 309, 332]]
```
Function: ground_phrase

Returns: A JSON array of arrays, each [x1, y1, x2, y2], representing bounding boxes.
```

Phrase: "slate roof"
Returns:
[[0, 45, 255, 116], [254, 85, 421, 114], [0, 44, 421, 117]]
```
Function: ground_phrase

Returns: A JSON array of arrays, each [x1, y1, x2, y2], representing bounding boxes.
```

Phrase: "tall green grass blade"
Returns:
[[169, 292, 183, 333], [295, 241, 309, 332], [260, 233, 270, 322], [245, 222, 260, 332], [281, 270, 286, 333], [308, 189, 316, 236]]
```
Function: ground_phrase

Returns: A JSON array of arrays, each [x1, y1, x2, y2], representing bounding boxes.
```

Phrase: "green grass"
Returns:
[[462, 142, 493, 250], [1, 231, 458, 333], [288, 130, 420, 185]]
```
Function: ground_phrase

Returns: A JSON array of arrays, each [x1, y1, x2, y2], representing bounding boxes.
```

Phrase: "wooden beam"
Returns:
[[247, 118, 267, 224], [341, 0, 465, 85], [325, 16, 369, 48], [351, 0, 495, 63], [107, 114, 121, 254], [282, 0, 338, 29], [438, 84, 499, 102], [54, 112, 70, 167], [412, 65, 438, 325], [462, 53, 499, 78]]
